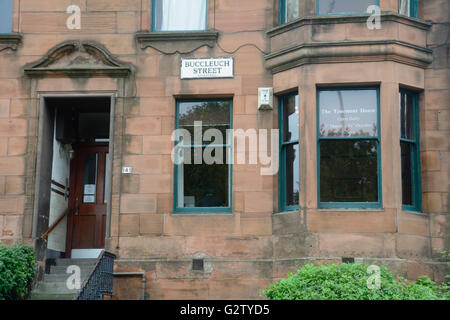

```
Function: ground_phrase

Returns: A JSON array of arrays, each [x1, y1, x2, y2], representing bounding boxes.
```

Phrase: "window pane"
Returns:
[[286, 0, 299, 22], [179, 100, 231, 138], [0, 0, 13, 33], [400, 91, 414, 140], [320, 140, 378, 202], [282, 94, 299, 142], [399, 0, 410, 16], [285, 143, 299, 206], [153, 0, 206, 31], [319, 89, 378, 137], [318, 0, 377, 15], [401, 141, 414, 206], [82, 153, 98, 203], [179, 147, 229, 208]]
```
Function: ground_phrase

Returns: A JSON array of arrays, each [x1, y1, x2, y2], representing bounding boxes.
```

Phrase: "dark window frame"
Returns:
[[400, 88, 421, 212], [278, 92, 300, 212], [173, 98, 233, 214]]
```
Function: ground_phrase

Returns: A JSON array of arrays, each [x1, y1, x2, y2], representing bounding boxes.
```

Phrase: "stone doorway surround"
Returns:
[[22, 40, 134, 277]]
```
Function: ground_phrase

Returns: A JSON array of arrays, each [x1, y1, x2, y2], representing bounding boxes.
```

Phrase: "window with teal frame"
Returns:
[[279, 92, 300, 211], [399, 0, 418, 18], [173, 99, 232, 213], [278, 0, 299, 25], [317, 0, 379, 16], [317, 87, 381, 208], [0, 0, 13, 33], [152, 0, 207, 32], [400, 89, 421, 212]]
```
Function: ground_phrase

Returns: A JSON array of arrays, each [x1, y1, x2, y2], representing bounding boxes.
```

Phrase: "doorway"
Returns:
[[67, 142, 109, 253], [33, 95, 114, 261]]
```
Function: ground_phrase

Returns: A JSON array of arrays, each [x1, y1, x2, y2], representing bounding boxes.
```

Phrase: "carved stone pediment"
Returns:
[[24, 40, 132, 77]]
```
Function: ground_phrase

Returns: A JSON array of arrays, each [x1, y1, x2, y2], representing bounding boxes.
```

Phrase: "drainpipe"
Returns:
[[113, 272, 146, 300]]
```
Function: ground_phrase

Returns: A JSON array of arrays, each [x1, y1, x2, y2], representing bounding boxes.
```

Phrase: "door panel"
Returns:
[[67, 143, 109, 255]]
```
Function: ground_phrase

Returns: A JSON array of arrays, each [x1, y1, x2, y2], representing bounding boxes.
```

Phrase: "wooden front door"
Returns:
[[66, 143, 109, 254]]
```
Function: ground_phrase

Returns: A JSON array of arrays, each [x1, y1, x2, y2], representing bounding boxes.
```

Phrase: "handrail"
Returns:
[[40, 207, 70, 240], [76, 250, 116, 300]]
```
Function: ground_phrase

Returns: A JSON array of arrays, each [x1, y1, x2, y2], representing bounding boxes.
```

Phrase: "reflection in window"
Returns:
[[0, 0, 13, 33], [279, 93, 299, 211], [400, 89, 421, 211], [182, 147, 229, 208], [320, 140, 378, 202], [175, 100, 232, 212], [318, 87, 380, 206], [152, 0, 207, 31], [285, 144, 299, 206], [317, 0, 378, 15], [279, 0, 299, 25]]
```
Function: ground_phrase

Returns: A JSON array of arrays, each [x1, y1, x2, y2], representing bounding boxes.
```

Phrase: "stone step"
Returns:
[[54, 258, 98, 266], [32, 281, 81, 295], [29, 292, 77, 300], [29, 256, 110, 300], [43, 272, 91, 283], [50, 265, 95, 275]]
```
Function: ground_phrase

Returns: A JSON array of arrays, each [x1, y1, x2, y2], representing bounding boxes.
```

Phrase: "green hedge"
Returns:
[[0, 244, 36, 300], [262, 263, 449, 300]]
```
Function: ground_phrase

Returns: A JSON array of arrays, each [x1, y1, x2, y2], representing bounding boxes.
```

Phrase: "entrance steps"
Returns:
[[29, 258, 97, 300]]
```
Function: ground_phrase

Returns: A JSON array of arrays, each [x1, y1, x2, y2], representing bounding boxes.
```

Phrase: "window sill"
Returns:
[[318, 204, 383, 210], [135, 30, 219, 54], [0, 33, 22, 52], [172, 209, 232, 215], [172, 212, 233, 216], [401, 207, 426, 216]]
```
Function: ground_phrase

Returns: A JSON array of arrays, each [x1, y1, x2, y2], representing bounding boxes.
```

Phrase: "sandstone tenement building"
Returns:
[[0, 0, 448, 299]]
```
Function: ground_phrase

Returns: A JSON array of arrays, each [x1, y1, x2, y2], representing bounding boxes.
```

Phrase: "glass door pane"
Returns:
[[82, 153, 98, 203]]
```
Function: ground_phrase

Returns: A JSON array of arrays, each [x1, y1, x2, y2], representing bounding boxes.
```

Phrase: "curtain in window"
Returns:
[[399, 0, 410, 16], [161, 0, 206, 31]]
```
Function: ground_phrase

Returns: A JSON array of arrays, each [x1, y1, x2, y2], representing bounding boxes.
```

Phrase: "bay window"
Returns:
[[317, 87, 381, 207]]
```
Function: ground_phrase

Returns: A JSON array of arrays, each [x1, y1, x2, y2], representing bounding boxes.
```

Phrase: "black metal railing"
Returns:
[[76, 250, 116, 300]]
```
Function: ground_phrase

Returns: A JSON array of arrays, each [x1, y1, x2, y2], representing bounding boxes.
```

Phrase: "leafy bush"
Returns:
[[262, 263, 449, 300], [0, 243, 36, 300]]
